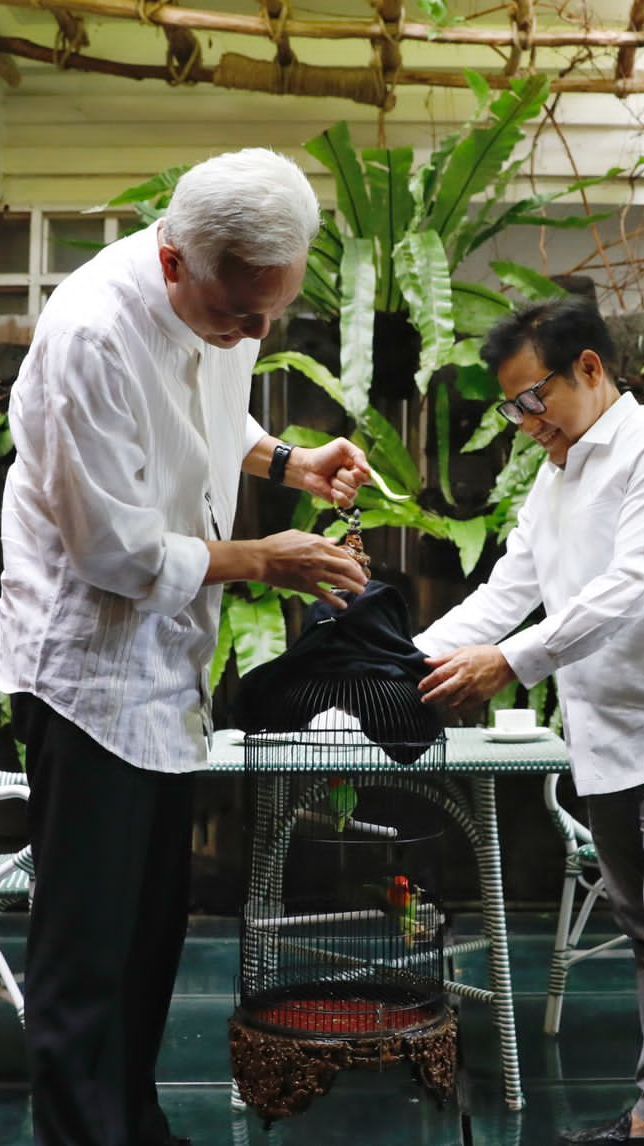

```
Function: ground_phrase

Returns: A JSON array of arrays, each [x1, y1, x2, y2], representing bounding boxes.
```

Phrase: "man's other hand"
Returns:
[[259, 529, 369, 608], [418, 645, 515, 709]]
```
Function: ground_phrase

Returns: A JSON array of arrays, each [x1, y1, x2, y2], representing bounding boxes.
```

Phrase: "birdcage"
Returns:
[[229, 678, 456, 1125]]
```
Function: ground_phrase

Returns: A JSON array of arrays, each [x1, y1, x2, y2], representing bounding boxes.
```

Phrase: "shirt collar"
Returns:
[[131, 221, 203, 355], [575, 390, 637, 448]]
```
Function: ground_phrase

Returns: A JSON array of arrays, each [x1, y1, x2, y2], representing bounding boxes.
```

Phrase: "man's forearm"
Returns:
[[203, 539, 265, 586], [242, 434, 306, 490]]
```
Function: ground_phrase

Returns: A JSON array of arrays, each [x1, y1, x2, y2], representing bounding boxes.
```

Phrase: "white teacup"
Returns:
[[494, 708, 537, 733]]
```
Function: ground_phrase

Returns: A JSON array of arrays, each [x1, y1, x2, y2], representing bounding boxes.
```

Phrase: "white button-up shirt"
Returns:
[[0, 223, 266, 772], [415, 393, 644, 796]]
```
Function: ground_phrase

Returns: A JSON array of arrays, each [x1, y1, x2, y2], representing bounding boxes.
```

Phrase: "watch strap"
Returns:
[[268, 443, 293, 484]]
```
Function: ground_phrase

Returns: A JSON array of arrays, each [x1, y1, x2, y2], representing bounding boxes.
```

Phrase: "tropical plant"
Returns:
[[96, 78, 620, 688]]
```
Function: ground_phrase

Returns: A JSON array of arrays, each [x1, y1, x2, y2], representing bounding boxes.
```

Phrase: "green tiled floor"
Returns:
[[0, 912, 639, 1144]]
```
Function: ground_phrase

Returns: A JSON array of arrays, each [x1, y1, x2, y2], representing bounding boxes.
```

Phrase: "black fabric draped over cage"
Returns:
[[228, 583, 458, 1125]]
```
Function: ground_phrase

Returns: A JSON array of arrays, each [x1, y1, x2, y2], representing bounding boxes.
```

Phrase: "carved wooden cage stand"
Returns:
[[228, 685, 456, 1126]]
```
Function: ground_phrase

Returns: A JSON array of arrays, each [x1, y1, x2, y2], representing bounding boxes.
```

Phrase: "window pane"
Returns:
[[0, 288, 28, 315], [47, 217, 104, 274], [0, 215, 30, 273]]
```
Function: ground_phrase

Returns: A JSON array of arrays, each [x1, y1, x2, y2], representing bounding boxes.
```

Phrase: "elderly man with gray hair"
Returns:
[[0, 149, 370, 1146]]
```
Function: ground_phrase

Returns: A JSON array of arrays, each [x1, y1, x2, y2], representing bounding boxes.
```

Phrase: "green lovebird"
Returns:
[[327, 776, 358, 832]]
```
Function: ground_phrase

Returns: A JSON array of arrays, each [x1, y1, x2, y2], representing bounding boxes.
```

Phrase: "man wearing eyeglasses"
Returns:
[[415, 296, 644, 1144]]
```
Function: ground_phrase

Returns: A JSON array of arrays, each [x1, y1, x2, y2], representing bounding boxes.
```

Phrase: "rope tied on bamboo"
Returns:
[[165, 35, 200, 83], [260, 0, 293, 67], [53, 19, 86, 68], [505, 0, 536, 75], [135, 0, 169, 23]]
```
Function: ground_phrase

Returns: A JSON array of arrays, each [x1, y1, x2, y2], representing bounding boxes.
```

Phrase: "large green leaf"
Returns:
[[456, 364, 500, 403], [442, 338, 483, 367], [228, 594, 286, 676], [281, 425, 333, 449], [445, 516, 487, 577], [256, 352, 344, 407], [427, 75, 550, 244], [340, 238, 376, 422], [210, 604, 234, 694], [394, 229, 454, 394], [101, 166, 189, 209], [305, 121, 373, 238], [492, 261, 568, 301], [291, 490, 323, 532], [342, 491, 449, 538], [410, 132, 461, 227], [451, 281, 512, 336], [489, 432, 545, 505], [461, 402, 507, 452], [0, 417, 13, 458], [302, 210, 343, 318], [436, 382, 455, 505], [362, 147, 415, 312], [360, 406, 423, 494]]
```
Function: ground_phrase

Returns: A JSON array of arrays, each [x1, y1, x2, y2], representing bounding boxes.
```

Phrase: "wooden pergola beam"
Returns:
[[616, 0, 644, 81], [3, 0, 644, 48], [2, 35, 644, 97]]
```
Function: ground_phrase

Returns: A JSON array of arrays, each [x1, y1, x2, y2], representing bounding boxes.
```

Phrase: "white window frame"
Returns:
[[0, 208, 130, 320]]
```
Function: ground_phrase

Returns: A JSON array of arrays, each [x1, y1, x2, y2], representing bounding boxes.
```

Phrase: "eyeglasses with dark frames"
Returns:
[[497, 370, 557, 426]]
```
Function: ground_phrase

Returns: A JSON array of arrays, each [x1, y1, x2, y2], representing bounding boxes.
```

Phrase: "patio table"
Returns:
[[208, 725, 570, 1111]]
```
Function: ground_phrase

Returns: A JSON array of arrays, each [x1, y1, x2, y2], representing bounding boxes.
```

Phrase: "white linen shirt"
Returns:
[[0, 222, 266, 772], [415, 393, 644, 796]]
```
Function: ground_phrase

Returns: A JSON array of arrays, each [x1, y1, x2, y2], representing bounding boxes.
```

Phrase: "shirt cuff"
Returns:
[[134, 533, 210, 619], [412, 630, 455, 658], [498, 626, 557, 689]]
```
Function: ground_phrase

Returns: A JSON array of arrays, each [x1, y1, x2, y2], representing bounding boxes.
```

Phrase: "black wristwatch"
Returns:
[[268, 443, 293, 484]]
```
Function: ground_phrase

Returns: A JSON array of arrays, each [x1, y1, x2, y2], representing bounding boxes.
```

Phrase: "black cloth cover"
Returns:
[[232, 580, 443, 762]]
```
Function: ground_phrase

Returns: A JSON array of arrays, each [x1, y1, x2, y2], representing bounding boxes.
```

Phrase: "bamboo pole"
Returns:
[[0, 50, 20, 84], [3, 0, 644, 48], [3, 36, 644, 96]]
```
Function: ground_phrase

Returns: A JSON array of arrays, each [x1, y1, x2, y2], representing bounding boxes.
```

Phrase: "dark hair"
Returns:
[[481, 297, 617, 378]]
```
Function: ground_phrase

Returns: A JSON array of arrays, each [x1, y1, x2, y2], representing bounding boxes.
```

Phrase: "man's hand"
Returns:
[[258, 529, 368, 608], [418, 645, 516, 709], [289, 439, 371, 507]]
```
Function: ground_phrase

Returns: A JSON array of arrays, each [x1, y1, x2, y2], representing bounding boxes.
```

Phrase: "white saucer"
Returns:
[[481, 727, 550, 743], [224, 729, 245, 746]]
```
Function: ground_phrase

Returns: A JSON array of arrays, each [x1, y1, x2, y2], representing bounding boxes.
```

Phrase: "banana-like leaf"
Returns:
[[362, 147, 415, 312], [0, 415, 13, 458], [302, 210, 343, 318], [465, 68, 491, 112], [442, 338, 483, 367], [410, 132, 461, 227], [291, 490, 323, 532], [436, 382, 455, 505], [444, 515, 487, 577], [461, 402, 507, 453], [451, 281, 512, 336], [394, 230, 454, 395], [330, 495, 449, 539], [488, 680, 519, 719], [340, 238, 376, 422], [228, 593, 286, 676], [100, 166, 189, 209], [360, 406, 422, 494], [428, 75, 550, 244], [492, 261, 568, 301], [256, 352, 344, 407], [305, 121, 373, 238], [489, 432, 545, 505], [281, 424, 334, 449], [456, 364, 499, 403], [210, 604, 234, 694], [528, 678, 549, 725]]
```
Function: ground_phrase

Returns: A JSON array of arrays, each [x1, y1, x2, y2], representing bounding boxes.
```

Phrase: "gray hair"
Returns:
[[163, 149, 320, 281]]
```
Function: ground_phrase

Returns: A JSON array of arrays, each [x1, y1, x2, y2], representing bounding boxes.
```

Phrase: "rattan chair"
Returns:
[[543, 772, 629, 1035], [0, 771, 33, 1026]]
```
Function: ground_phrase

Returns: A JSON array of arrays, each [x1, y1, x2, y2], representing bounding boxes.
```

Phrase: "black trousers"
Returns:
[[12, 694, 195, 1146]]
